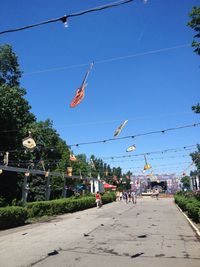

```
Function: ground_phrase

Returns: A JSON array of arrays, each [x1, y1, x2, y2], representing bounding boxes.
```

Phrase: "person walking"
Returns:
[[155, 188, 159, 200], [131, 190, 137, 204], [95, 191, 102, 208]]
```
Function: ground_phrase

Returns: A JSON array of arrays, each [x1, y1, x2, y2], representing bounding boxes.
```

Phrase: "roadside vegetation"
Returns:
[[174, 191, 200, 223], [0, 192, 116, 230]]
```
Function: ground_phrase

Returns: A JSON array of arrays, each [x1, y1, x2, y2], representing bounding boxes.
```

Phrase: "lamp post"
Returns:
[[22, 172, 30, 202], [45, 170, 51, 201]]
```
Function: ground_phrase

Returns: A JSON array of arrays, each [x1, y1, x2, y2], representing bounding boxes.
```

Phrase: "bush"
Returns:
[[186, 201, 200, 223], [174, 193, 200, 223], [27, 193, 116, 218], [27, 196, 96, 218], [0, 206, 28, 230]]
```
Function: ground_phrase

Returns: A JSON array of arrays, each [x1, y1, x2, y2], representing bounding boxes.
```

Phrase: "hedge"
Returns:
[[174, 193, 200, 223], [0, 193, 116, 230], [27, 192, 116, 218], [0, 206, 28, 230], [27, 196, 96, 217]]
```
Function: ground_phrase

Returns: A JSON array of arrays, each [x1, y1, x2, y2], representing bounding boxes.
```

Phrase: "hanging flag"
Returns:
[[126, 144, 136, 152], [114, 120, 128, 137], [22, 131, 36, 150], [70, 62, 94, 108], [70, 154, 77, 161]]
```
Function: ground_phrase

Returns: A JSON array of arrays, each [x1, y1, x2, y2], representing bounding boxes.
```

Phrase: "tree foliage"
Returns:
[[188, 6, 200, 56], [0, 44, 22, 87], [0, 44, 128, 204], [192, 103, 200, 113], [181, 176, 191, 190]]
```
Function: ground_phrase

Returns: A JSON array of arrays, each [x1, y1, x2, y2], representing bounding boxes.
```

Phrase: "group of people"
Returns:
[[95, 190, 138, 208], [116, 190, 137, 204]]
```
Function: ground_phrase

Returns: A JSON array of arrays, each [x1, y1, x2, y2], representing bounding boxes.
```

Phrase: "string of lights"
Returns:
[[2, 153, 192, 166], [102, 145, 197, 160], [0, 111, 193, 133], [68, 123, 200, 147], [106, 153, 192, 163], [122, 161, 192, 170], [0, 0, 134, 36], [0, 143, 197, 156]]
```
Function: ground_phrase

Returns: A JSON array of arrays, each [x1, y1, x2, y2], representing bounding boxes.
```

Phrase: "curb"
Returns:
[[175, 203, 200, 238]]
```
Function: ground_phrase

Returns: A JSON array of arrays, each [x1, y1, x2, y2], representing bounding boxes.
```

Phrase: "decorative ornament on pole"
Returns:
[[70, 62, 94, 108]]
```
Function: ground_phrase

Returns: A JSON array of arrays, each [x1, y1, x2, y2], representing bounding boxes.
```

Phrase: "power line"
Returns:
[[68, 123, 200, 147], [106, 153, 192, 163], [0, 0, 134, 36], [102, 145, 197, 160], [24, 44, 190, 75]]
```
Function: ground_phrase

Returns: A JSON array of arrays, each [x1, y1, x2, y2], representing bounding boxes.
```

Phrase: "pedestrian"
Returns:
[[155, 188, 159, 200], [123, 191, 128, 204], [116, 191, 120, 201], [131, 190, 137, 204], [119, 191, 123, 201], [128, 191, 131, 202], [95, 191, 102, 208]]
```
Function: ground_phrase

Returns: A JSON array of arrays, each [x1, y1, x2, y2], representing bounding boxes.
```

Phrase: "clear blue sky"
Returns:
[[0, 0, 199, 176]]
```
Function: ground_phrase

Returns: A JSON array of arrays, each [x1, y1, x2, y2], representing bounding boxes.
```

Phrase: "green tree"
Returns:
[[188, 6, 200, 56], [181, 176, 191, 190], [190, 144, 200, 172], [0, 44, 35, 203], [192, 103, 200, 113], [0, 44, 22, 87]]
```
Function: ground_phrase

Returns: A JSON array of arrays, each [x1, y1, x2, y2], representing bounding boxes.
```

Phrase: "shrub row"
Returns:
[[0, 193, 116, 229], [0, 207, 28, 230], [174, 194, 200, 223]]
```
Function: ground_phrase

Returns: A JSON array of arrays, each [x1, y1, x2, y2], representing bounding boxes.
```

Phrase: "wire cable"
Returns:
[[24, 44, 190, 75], [0, 0, 134, 35], [68, 123, 200, 147]]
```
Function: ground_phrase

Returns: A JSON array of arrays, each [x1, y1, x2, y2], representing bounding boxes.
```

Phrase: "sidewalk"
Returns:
[[0, 198, 199, 267]]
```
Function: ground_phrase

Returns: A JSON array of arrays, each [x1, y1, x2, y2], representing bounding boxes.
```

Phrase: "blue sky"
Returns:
[[0, 0, 199, 176]]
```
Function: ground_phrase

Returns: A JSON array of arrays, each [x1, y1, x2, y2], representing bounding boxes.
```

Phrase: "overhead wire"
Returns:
[[102, 145, 197, 160], [24, 44, 190, 75], [0, 0, 134, 35], [68, 123, 200, 147]]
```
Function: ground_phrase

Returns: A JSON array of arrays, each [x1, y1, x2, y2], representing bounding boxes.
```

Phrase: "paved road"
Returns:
[[0, 197, 200, 267]]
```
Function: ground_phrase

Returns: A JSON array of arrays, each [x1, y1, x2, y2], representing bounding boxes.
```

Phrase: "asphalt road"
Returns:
[[0, 197, 200, 267]]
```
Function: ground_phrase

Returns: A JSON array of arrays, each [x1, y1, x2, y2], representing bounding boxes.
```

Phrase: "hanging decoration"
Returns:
[[70, 62, 94, 108], [67, 166, 73, 177], [143, 154, 151, 170], [126, 144, 136, 152], [22, 131, 36, 150], [114, 120, 128, 137], [70, 154, 77, 161]]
